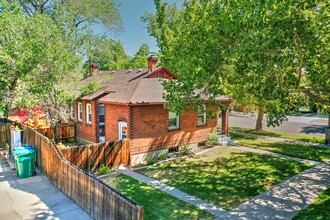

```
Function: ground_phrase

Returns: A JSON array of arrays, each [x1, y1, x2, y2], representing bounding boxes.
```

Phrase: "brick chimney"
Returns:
[[147, 55, 158, 72], [90, 63, 99, 76]]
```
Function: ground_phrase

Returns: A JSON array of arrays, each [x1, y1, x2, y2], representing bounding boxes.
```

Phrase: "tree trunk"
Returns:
[[255, 104, 265, 130]]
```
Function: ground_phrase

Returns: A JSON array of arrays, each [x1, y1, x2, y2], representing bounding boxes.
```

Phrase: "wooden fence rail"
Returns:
[[0, 120, 143, 220], [35, 123, 75, 142], [60, 140, 130, 173]]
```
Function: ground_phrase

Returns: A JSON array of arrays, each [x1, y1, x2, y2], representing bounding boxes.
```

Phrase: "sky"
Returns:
[[96, 0, 183, 57]]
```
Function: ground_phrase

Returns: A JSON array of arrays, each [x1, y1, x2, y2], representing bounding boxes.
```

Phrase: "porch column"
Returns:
[[221, 108, 229, 135]]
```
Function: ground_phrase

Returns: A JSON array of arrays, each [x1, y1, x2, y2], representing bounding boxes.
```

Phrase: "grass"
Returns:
[[102, 174, 214, 220], [136, 147, 311, 210], [293, 188, 330, 220], [230, 126, 324, 144], [231, 133, 330, 162]]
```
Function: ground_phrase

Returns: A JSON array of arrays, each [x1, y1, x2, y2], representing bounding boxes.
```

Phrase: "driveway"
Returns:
[[0, 156, 92, 220]]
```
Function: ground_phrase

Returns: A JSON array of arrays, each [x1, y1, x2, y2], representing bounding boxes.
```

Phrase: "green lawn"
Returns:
[[136, 147, 311, 210], [231, 133, 330, 162], [293, 188, 330, 220], [230, 126, 324, 144], [102, 174, 214, 220]]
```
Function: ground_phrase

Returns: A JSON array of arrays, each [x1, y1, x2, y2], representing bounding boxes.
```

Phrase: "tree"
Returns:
[[143, 0, 329, 130], [85, 35, 130, 75], [16, 0, 122, 32], [0, 1, 45, 116], [0, 1, 83, 144], [130, 43, 150, 68]]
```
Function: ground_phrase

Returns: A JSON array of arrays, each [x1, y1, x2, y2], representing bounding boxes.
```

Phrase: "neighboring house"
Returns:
[[8, 106, 48, 128], [72, 56, 232, 164]]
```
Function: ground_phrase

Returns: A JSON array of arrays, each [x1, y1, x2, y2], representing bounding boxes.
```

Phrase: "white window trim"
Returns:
[[168, 111, 180, 130], [198, 105, 207, 126], [86, 103, 92, 124], [78, 102, 82, 122], [70, 104, 75, 120]]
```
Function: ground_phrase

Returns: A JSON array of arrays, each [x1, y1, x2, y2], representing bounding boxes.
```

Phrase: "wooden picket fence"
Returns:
[[60, 140, 130, 173], [0, 120, 144, 220], [35, 123, 75, 142]]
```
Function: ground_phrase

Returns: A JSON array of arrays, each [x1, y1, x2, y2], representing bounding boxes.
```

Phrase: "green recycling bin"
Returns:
[[13, 149, 36, 178]]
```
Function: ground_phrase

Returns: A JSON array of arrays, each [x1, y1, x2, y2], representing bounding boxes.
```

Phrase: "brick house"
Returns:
[[72, 56, 232, 164]]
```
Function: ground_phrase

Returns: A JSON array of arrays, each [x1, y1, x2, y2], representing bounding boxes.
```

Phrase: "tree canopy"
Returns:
[[143, 0, 329, 129], [130, 43, 150, 68], [0, 0, 123, 126]]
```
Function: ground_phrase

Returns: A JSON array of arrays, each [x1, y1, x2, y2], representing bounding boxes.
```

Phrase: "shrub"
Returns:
[[180, 144, 191, 154], [158, 154, 168, 161], [206, 133, 219, 147], [147, 157, 158, 165], [99, 165, 111, 175]]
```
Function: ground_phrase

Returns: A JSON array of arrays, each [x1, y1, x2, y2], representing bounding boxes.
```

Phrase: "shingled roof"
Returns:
[[76, 65, 231, 104]]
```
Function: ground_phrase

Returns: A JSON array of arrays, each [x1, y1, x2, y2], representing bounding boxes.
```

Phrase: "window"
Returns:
[[168, 111, 180, 130], [198, 105, 206, 126], [70, 104, 75, 120], [78, 102, 82, 122], [86, 103, 92, 124], [99, 104, 105, 125]]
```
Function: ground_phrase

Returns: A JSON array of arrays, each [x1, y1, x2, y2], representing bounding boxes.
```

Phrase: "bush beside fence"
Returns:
[[0, 120, 144, 220]]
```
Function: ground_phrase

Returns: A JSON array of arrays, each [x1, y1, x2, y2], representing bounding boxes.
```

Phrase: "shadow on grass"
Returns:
[[103, 174, 214, 220], [230, 133, 258, 141], [254, 142, 330, 162], [230, 127, 281, 137], [138, 152, 310, 210]]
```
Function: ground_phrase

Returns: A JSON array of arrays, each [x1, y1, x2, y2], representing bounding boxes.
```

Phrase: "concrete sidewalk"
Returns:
[[0, 157, 92, 220], [222, 161, 330, 219], [118, 169, 228, 218]]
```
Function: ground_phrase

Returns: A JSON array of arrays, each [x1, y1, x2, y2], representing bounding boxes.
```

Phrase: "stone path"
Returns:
[[222, 161, 330, 220], [0, 156, 91, 220], [118, 169, 228, 218]]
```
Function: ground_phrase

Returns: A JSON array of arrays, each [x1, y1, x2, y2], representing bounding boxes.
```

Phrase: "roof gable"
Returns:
[[144, 67, 178, 79]]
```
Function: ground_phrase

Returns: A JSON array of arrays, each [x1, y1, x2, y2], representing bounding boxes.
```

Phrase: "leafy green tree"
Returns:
[[85, 35, 130, 75], [130, 43, 150, 68], [0, 1, 44, 116], [144, 0, 329, 130], [16, 0, 122, 32], [0, 2, 82, 138]]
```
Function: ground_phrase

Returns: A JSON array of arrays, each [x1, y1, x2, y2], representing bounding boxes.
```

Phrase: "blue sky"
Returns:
[[96, 0, 183, 57]]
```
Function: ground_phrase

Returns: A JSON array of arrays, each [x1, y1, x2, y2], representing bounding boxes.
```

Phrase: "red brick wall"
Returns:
[[104, 104, 130, 142], [130, 104, 218, 155], [75, 100, 98, 143]]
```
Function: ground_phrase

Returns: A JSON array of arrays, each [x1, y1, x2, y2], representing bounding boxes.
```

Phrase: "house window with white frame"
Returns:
[[168, 111, 180, 130], [198, 105, 207, 126], [78, 102, 82, 122], [86, 103, 92, 124], [70, 104, 75, 120]]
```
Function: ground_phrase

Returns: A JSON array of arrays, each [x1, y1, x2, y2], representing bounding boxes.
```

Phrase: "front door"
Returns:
[[118, 121, 127, 140]]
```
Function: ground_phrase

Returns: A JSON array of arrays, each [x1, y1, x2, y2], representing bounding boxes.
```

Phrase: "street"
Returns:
[[227, 113, 328, 137]]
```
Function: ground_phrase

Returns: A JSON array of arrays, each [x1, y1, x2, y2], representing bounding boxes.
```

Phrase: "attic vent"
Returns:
[[158, 72, 164, 78]]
